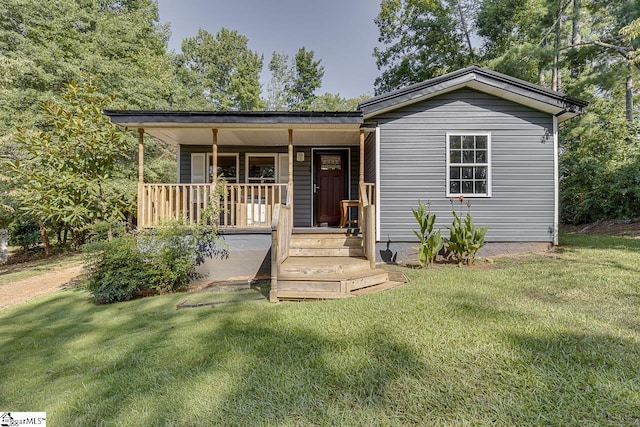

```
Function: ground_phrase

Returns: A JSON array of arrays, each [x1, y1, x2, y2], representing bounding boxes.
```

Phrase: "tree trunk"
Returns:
[[456, 0, 475, 62], [571, 0, 581, 78], [552, 0, 562, 91], [626, 73, 634, 125], [38, 220, 51, 256]]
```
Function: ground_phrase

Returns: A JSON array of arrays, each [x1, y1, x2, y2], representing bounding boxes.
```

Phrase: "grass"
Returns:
[[0, 253, 84, 286], [0, 233, 639, 426]]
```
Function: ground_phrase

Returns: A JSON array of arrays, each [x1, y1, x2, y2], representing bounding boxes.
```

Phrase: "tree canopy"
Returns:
[[177, 28, 264, 111], [5, 78, 131, 253]]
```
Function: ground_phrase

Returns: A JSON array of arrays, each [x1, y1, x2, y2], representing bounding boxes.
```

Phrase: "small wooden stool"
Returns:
[[339, 200, 359, 227]]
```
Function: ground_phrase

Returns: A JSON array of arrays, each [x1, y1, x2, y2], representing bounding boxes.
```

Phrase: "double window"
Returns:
[[446, 133, 491, 197]]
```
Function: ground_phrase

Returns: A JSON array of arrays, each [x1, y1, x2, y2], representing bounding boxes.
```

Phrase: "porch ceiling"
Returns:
[[104, 110, 366, 146], [144, 126, 363, 146]]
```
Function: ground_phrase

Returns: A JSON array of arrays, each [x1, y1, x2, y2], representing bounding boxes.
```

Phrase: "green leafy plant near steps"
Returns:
[[412, 201, 444, 267], [84, 197, 228, 303], [446, 197, 488, 265]]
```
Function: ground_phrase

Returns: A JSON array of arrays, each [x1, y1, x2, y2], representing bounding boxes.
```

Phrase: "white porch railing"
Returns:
[[138, 183, 288, 229]]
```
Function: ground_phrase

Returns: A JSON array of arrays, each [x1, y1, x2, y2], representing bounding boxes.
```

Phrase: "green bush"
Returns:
[[445, 199, 488, 266], [86, 220, 128, 244], [84, 220, 227, 303], [8, 218, 41, 251], [84, 236, 145, 303], [412, 201, 444, 267]]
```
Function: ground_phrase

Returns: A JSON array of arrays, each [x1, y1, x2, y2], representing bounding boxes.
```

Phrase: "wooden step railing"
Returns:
[[138, 183, 288, 229], [269, 183, 293, 302], [360, 182, 376, 269]]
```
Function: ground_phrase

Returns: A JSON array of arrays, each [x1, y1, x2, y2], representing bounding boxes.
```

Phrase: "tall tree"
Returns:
[[0, 0, 186, 134], [288, 47, 325, 110], [265, 47, 325, 111], [308, 93, 371, 111], [5, 78, 131, 253], [373, 0, 475, 93], [266, 52, 294, 110], [177, 28, 264, 110]]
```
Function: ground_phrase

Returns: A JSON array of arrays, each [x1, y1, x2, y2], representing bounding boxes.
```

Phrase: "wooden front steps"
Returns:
[[273, 231, 398, 301]]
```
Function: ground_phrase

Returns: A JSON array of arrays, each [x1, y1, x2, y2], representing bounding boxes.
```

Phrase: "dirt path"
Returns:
[[0, 261, 85, 310]]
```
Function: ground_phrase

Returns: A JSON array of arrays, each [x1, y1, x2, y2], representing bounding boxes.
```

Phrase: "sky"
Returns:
[[156, 0, 381, 99]]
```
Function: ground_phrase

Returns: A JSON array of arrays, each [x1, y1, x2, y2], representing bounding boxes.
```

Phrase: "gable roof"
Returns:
[[358, 66, 588, 123]]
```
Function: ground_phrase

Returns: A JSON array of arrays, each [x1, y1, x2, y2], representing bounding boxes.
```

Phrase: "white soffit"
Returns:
[[144, 127, 361, 146]]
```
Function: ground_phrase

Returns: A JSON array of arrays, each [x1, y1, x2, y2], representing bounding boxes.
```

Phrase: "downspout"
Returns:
[[553, 115, 559, 246], [375, 126, 381, 242]]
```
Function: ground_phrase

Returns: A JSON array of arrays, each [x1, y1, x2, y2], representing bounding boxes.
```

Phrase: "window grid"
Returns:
[[447, 134, 490, 197]]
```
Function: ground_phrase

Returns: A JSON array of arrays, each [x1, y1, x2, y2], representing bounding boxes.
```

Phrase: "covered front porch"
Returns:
[[106, 111, 387, 301]]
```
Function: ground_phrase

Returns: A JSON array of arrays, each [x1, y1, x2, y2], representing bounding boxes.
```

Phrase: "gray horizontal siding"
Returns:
[[293, 147, 312, 227], [364, 133, 376, 184], [376, 88, 555, 243]]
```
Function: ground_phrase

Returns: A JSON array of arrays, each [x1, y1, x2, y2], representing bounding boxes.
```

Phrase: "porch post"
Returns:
[[137, 128, 144, 229], [211, 128, 219, 226], [212, 129, 218, 185], [288, 128, 293, 208], [359, 129, 365, 187]]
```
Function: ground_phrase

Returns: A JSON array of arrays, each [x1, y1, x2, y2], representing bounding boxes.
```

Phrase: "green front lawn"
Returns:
[[1, 234, 639, 426]]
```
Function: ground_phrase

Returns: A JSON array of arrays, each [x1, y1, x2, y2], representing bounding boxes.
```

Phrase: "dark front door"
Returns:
[[314, 151, 347, 226]]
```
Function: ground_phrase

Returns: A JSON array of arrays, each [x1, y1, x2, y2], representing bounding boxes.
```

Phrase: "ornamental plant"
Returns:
[[445, 197, 488, 266], [84, 196, 228, 303], [412, 201, 444, 267]]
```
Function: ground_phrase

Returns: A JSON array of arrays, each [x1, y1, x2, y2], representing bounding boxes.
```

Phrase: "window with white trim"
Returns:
[[446, 133, 491, 197], [208, 153, 239, 183], [246, 154, 277, 183]]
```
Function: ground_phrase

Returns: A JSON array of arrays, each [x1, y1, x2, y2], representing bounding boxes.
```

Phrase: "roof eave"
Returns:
[[360, 66, 587, 120], [104, 110, 364, 128]]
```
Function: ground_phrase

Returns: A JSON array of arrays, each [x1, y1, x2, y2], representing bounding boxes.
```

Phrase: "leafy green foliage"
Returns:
[[560, 98, 640, 223], [85, 219, 228, 303], [266, 51, 294, 110], [7, 218, 40, 251], [265, 48, 326, 111], [373, 0, 473, 94], [177, 28, 264, 110], [0, 0, 186, 134], [84, 235, 146, 303], [5, 77, 130, 251], [288, 47, 325, 110], [446, 200, 488, 265], [412, 201, 444, 267], [308, 93, 370, 111]]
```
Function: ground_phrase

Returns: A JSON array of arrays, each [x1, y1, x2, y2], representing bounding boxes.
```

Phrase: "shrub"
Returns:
[[85, 220, 127, 243], [84, 220, 227, 303], [8, 218, 41, 251], [412, 201, 444, 267], [445, 198, 488, 265], [84, 236, 145, 303]]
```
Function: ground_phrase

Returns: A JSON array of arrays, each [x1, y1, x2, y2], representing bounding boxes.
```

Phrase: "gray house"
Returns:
[[106, 66, 586, 301]]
